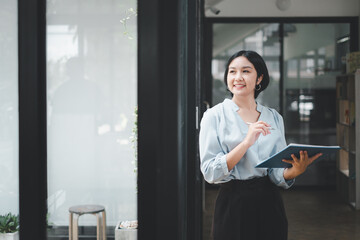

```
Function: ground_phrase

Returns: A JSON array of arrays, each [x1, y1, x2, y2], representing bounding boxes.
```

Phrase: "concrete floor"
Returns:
[[203, 187, 360, 240]]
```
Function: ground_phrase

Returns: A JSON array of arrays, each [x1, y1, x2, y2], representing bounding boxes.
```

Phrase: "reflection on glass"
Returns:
[[0, 1, 19, 218], [283, 23, 349, 145], [283, 23, 350, 187], [47, 1, 137, 238], [212, 23, 281, 111]]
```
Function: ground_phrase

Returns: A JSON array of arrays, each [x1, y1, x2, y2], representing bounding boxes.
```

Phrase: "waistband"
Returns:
[[220, 176, 272, 191]]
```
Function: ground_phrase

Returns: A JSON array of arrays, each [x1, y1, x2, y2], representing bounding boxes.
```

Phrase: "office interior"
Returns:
[[202, 1, 360, 240], [1, 0, 360, 239]]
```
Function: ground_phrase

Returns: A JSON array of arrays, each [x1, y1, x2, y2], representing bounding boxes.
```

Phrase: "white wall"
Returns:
[[206, 0, 359, 17], [284, 24, 349, 60]]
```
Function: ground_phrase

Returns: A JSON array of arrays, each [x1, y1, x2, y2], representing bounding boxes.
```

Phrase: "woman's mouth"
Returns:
[[234, 84, 245, 89]]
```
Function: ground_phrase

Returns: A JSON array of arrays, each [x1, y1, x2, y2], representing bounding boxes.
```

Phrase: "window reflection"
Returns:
[[47, 1, 137, 238], [283, 23, 349, 146]]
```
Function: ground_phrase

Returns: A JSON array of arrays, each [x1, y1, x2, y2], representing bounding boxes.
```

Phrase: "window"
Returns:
[[0, 0, 19, 220], [46, 1, 137, 238]]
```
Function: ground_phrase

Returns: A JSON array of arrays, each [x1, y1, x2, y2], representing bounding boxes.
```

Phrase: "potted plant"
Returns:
[[0, 213, 19, 240]]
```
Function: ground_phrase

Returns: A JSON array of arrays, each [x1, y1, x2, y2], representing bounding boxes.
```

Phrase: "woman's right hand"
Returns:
[[243, 121, 271, 147], [227, 121, 271, 171]]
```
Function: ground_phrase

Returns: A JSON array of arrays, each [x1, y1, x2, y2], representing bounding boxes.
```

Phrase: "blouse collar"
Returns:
[[224, 98, 263, 113]]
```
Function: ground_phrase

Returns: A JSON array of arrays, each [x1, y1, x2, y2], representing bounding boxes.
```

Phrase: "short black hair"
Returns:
[[223, 50, 269, 99]]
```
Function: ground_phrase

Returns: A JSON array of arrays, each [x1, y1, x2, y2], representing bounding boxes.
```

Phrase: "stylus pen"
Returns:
[[246, 122, 276, 130]]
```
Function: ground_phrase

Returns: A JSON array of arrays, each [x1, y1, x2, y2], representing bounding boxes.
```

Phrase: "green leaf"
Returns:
[[0, 213, 19, 233]]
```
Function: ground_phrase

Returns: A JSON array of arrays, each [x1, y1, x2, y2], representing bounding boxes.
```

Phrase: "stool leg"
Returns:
[[102, 210, 107, 240], [69, 212, 73, 240], [96, 213, 101, 240], [73, 213, 79, 240]]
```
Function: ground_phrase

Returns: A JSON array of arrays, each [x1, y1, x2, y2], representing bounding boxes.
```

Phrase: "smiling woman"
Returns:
[[199, 50, 322, 240]]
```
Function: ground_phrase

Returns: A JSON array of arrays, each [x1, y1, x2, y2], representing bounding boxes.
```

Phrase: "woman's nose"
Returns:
[[234, 73, 243, 81]]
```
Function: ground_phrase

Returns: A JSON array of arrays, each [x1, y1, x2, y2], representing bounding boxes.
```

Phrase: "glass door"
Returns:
[[283, 23, 350, 186], [46, 1, 138, 238], [206, 20, 352, 238], [206, 23, 281, 240]]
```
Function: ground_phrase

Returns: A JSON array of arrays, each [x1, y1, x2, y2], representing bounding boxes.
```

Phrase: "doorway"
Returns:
[[202, 18, 357, 239], [205, 20, 354, 186]]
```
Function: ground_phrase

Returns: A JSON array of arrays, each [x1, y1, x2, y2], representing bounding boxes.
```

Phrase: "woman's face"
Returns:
[[227, 56, 262, 98]]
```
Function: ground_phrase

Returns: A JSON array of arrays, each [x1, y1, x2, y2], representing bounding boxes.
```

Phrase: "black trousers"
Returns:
[[213, 176, 288, 240]]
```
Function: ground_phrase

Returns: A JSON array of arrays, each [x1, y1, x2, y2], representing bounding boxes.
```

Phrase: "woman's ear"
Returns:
[[257, 74, 263, 85]]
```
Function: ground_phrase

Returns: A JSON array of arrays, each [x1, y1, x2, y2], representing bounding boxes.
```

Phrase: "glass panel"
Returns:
[[283, 23, 350, 143], [206, 23, 281, 240], [283, 23, 350, 186], [212, 23, 281, 111], [46, 1, 137, 238], [0, 0, 19, 220]]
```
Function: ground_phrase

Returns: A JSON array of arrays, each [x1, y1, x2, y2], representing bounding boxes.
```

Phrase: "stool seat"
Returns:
[[69, 205, 105, 214], [69, 204, 106, 240]]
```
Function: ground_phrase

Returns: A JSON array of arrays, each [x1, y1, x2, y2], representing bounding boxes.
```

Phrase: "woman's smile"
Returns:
[[234, 83, 246, 88]]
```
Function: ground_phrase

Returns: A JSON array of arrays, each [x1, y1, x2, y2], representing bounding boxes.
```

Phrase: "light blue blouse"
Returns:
[[199, 98, 294, 189]]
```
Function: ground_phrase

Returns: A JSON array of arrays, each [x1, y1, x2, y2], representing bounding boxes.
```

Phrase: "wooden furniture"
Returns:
[[69, 205, 107, 240], [336, 72, 360, 209]]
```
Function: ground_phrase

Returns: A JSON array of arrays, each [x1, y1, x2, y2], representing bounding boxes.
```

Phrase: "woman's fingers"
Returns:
[[251, 125, 268, 136], [252, 127, 264, 135], [247, 121, 272, 137], [245, 121, 273, 145], [292, 151, 323, 165], [300, 151, 305, 162], [282, 159, 293, 164], [291, 154, 298, 162], [256, 124, 270, 135], [309, 152, 323, 164], [257, 121, 271, 134], [257, 121, 271, 127]]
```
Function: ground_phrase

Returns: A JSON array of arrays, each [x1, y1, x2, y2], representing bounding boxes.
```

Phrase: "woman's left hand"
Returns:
[[282, 151, 323, 180]]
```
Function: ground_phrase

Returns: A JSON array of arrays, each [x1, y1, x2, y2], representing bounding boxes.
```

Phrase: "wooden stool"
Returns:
[[69, 205, 106, 240]]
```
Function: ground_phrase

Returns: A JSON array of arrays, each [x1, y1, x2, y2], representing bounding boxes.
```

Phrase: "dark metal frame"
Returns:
[[138, 0, 203, 239], [18, 0, 48, 239]]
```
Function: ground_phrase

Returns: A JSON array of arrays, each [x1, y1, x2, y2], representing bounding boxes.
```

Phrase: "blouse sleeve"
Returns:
[[267, 110, 295, 189], [199, 110, 231, 183]]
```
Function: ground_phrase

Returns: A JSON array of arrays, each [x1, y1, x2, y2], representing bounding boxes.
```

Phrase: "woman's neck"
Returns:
[[231, 95, 257, 111]]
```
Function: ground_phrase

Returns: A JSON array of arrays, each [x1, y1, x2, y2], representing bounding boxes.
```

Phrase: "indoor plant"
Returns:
[[0, 213, 19, 240]]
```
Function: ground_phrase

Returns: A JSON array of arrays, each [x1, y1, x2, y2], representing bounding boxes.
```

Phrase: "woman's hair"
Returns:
[[223, 50, 269, 99]]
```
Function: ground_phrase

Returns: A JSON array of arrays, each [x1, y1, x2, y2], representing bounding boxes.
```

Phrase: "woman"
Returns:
[[199, 50, 322, 240]]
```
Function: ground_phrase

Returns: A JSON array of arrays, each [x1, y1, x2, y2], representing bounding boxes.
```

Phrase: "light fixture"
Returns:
[[337, 36, 350, 44], [276, 0, 291, 11]]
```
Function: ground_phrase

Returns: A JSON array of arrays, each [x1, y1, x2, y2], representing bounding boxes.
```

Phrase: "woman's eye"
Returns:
[[243, 70, 249, 73], [229, 70, 235, 73]]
